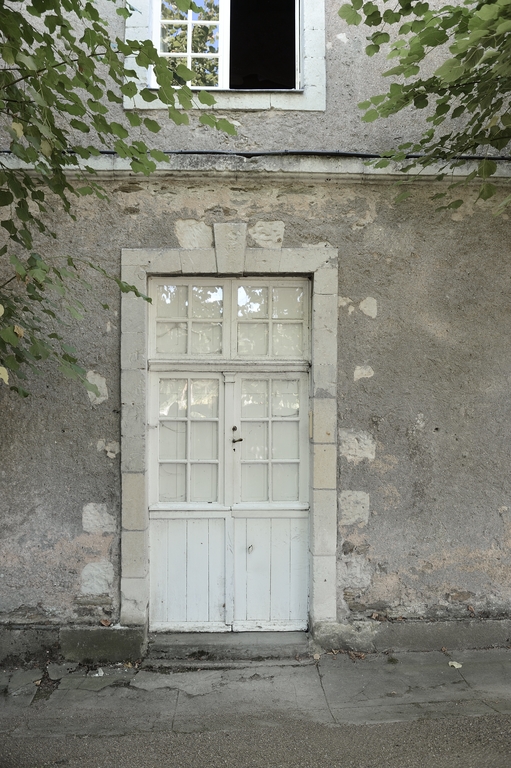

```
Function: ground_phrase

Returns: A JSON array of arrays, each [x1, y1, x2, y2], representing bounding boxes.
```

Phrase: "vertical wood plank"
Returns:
[[290, 517, 309, 621], [208, 518, 226, 622], [149, 519, 168, 623], [166, 519, 187, 622], [246, 518, 271, 620], [186, 518, 210, 622], [270, 517, 291, 621], [233, 518, 247, 621]]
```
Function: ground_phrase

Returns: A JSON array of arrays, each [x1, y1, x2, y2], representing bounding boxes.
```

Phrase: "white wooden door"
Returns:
[[148, 279, 310, 631]]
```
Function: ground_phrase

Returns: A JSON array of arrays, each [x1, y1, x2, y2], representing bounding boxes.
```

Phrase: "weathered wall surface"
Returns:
[[1, 168, 510, 629], [91, 0, 433, 155]]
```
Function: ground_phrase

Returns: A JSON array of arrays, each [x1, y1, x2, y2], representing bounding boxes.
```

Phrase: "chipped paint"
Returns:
[[80, 560, 114, 596], [354, 365, 374, 381], [359, 297, 378, 318], [86, 372, 108, 406], [338, 554, 373, 591], [96, 440, 120, 459], [339, 491, 370, 526], [339, 429, 376, 464], [82, 503, 116, 534]]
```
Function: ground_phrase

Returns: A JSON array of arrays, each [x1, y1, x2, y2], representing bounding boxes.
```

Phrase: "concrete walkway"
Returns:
[[1, 648, 511, 767]]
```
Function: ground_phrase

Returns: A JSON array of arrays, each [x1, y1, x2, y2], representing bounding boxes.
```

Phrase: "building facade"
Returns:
[[1, 0, 511, 660]]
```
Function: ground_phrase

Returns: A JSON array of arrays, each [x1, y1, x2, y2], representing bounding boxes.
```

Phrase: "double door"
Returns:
[[149, 370, 309, 631]]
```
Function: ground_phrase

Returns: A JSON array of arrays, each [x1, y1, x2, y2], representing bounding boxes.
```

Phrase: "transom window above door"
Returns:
[[148, 278, 310, 361]]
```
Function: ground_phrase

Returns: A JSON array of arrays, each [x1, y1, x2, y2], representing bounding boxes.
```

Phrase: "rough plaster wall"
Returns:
[[0, 243, 121, 625], [1, 176, 510, 626]]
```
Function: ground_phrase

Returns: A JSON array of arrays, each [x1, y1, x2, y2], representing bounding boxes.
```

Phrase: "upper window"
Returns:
[[125, 0, 325, 110], [156, 0, 298, 91]]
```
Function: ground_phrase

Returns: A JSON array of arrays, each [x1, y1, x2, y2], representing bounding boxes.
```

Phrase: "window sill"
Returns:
[[125, 81, 324, 112]]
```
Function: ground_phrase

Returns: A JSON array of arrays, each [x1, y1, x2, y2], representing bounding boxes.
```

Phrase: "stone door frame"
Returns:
[[120, 222, 338, 631]]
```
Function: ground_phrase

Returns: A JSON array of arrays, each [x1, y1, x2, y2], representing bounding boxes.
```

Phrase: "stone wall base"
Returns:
[[2, 620, 511, 663], [312, 619, 511, 653], [0, 626, 60, 664], [0, 626, 147, 664]]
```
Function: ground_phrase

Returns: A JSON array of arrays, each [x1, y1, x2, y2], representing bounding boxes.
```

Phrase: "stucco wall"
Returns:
[[79, 0, 436, 155], [1, 166, 510, 628]]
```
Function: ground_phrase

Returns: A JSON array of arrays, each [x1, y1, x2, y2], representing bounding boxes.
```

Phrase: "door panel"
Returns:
[[150, 516, 228, 630], [232, 514, 308, 630]]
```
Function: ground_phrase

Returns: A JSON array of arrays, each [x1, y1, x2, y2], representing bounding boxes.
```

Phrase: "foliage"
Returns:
[[0, 0, 234, 395], [161, 0, 221, 88], [338, 0, 511, 208]]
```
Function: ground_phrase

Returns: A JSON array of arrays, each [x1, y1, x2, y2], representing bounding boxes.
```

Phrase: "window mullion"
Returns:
[[218, 0, 230, 89], [296, 0, 302, 89]]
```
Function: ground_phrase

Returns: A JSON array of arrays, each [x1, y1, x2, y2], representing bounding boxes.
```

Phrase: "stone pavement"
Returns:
[[1, 648, 511, 767]]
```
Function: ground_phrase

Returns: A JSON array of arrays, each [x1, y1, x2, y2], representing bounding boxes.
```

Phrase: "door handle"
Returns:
[[231, 426, 243, 443]]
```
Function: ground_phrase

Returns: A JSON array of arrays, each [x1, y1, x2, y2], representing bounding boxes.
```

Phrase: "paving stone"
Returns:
[[47, 662, 78, 680], [8, 669, 43, 696]]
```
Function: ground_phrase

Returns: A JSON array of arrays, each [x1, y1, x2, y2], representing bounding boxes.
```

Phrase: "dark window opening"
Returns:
[[229, 0, 296, 90]]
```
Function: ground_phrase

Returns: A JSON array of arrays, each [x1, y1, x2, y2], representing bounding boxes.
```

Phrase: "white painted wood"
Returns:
[[270, 517, 292, 620], [186, 518, 211, 622], [290, 517, 309, 621], [149, 517, 227, 625], [246, 517, 271, 621], [148, 278, 310, 631], [208, 518, 226, 623], [152, 622, 231, 632], [232, 620, 307, 632]]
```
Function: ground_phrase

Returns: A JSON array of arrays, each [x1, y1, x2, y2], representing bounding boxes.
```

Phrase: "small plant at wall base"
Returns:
[[0, 0, 234, 395], [339, 0, 511, 209]]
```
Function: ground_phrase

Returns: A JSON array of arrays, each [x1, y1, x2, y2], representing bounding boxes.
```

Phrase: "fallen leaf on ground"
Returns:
[[100, 619, 111, 627]]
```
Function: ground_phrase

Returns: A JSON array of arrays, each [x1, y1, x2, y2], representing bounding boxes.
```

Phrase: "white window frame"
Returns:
[[125, 0, 325, 110]]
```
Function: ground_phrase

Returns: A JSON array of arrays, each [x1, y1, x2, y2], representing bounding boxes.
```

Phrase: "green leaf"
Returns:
[[0, 327, 20, 347], [197, 90, 216, 106], [215, 118, 237, 135], [434, 59, 466, 83], [361, 109, 380, 122], [338, 5, 363, 25], [121, 81, 138, 98], [477, 182, 496, 201], [199, 114, 216, 127], [143, 118, 161, 133], [478, 159, 497, 178], [0, 190, 14, 207]]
